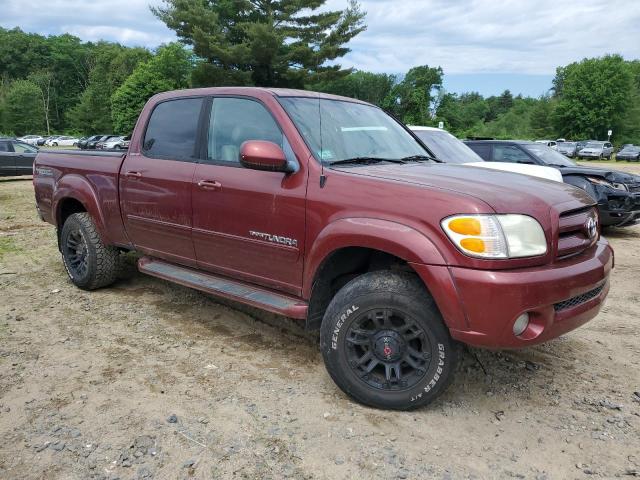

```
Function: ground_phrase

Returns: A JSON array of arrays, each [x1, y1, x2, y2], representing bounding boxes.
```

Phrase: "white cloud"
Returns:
[[327, 0, 640, 74], [0, 0, 175, 48], [1, 0, 639, 74]]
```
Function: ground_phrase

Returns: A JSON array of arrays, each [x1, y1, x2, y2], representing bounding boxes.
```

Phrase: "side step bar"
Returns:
[[138, 257, 308, 319]]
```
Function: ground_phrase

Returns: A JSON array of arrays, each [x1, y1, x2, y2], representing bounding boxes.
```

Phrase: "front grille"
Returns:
[[554, 284, 605, 312], [628, 183, 640, 193], [556, 207, 598, 258]]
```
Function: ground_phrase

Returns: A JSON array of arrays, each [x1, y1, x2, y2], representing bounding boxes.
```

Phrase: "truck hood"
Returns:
[[557, 165, 639, 183], [333, 163, 594, 214]]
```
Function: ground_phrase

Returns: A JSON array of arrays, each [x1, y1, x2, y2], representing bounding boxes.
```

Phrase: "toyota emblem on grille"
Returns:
[[585, 216, 597, 239]]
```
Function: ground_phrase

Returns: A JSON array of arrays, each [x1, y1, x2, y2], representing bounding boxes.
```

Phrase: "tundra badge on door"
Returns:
[[249, 230, 298, 247]]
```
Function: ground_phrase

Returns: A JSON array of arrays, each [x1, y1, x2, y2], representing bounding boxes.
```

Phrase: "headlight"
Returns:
[[441, 214, 547, 259], [587, 177, 628, 191]]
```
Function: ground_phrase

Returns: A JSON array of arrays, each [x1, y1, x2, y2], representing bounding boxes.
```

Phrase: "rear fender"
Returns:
[[52, 174, 111, 245]]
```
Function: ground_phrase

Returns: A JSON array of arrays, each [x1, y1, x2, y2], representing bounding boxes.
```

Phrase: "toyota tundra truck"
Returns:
[[33, 87, 613, 410]]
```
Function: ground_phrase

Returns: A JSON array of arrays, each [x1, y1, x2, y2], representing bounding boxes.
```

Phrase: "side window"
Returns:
[[468, 144, 491, 161], [13, 142, 37, 153], [143, 97, 204, 160], [493, 145, 532, 163], [207, 97, 283, 164], [0, 142, 11, 152]]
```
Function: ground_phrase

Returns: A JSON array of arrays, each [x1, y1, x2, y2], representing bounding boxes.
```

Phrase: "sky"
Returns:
[[2, 0, 639, 97]]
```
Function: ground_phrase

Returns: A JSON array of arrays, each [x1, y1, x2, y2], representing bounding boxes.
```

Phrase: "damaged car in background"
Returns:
[[465, 139, 640, 227]]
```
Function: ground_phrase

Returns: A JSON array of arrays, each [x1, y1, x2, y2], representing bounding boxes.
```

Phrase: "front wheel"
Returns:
[[52, 142, 58, 147], [60, 212, 120, 290], [320, 271, 458, 410]]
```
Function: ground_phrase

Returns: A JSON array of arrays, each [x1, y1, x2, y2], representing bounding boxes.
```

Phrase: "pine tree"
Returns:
[[152, 0, 366, 88]]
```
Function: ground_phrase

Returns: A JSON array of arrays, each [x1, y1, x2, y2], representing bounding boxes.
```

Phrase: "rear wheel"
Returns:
[[60, 212, 120, 290], [320, 271, 458, 410]]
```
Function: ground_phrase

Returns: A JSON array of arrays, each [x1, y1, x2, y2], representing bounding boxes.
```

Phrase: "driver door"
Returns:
[[191, 96, 307, 295]]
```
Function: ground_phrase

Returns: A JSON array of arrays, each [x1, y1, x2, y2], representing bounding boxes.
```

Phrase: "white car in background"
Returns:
[[535, 140, 558, 150], [45, 136, 79, 147], [17, 135, 43, 146], [409, 126, 563, 182]]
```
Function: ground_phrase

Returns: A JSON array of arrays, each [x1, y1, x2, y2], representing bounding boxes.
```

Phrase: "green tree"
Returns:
[[28, 71, 53, 135], [383, 65, 443, 125], [111, 43, 193, 133], [485, 89, 514, 121], [552, 55, 633, 140], [436, 91, 488, 135], [67, 44, 151, 134], [3, 80, 45, 135], [468, 97, 538, 139], [529, 95, 556, 139], [309, 70, 396, 106], [152, 0, 366, 88]]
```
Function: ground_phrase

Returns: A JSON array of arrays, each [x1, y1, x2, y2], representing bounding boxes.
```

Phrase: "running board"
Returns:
[[138, 257, 308, 319]]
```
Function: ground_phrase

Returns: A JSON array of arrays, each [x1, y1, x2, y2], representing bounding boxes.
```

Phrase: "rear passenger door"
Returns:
[[120, 97, 205, 267], [191, 96, 307, 295], [0, 141, 16, 176]]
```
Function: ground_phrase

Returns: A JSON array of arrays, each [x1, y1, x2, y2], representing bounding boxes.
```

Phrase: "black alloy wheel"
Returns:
[[63, 228, 89, 279], [320, 271, 458, 410], [345, 307, 433, 391]]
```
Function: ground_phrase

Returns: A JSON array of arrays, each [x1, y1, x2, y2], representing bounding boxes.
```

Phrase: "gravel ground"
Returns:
[[1, 168, 639, 480]]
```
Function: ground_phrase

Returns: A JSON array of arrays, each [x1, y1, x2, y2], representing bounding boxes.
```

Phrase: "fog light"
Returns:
[[513, 313, 530, 336]]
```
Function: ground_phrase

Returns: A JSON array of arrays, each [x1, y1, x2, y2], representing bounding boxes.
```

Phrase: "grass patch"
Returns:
[[0, 236, 22, 260], [577, 159, 640, 165]]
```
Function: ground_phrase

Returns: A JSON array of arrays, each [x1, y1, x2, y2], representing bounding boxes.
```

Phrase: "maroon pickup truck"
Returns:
[[33, 87, 613, 410]]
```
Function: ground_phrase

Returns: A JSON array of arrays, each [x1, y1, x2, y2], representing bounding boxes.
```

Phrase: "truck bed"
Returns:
[[33, 148, 130, 247]]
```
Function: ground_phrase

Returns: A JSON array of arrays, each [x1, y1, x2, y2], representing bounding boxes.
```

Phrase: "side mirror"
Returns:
[[239, 140, 291, 173]]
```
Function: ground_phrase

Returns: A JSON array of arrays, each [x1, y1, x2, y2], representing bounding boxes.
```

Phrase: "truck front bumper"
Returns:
[[411, 239, 613, 349]]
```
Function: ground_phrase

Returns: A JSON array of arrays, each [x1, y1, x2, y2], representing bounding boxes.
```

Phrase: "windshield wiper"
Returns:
[[400, 154, 442, 163], [329, 157, 407, 166]]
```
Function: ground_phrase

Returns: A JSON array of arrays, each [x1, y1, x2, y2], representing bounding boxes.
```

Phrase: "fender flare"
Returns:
[[302, 217, 446, 298], [52, 174, 111, 245]]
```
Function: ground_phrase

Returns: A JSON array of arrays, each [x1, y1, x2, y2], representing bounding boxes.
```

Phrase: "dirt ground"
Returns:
[[1, 166, 639, 480]]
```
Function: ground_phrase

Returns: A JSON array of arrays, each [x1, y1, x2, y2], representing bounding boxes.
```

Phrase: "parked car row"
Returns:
[[78, 135, 130, 150], [553, 139, 619, 160], [16, 134, 130, 150]]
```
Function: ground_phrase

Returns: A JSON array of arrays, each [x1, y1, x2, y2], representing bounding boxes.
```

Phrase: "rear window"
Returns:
[[143, 98, 204, 160]]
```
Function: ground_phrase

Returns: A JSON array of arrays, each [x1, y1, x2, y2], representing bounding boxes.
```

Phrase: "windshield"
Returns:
[[279, 97, 427, 164], [412, 129, 482, 164], [559, 142, 576, 148], [585, 142, 604, 148], [621, 146, 639, 152], [523, 143, 576, 167]]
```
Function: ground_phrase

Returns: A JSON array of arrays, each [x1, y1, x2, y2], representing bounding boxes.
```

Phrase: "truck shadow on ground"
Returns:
[[603, 226, 640, 239], [112, 265, 578, 411]]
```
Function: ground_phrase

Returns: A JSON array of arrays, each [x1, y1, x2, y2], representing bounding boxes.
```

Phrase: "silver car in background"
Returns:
[[578, 141, 614, 160], [557, 141, 577, 158]]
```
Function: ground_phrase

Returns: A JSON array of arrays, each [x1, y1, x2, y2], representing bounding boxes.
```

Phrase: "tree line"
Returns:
[[1, 0, 639, 145]]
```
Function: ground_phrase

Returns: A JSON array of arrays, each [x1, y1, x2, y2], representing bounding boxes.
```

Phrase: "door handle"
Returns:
[[125, 170, 142, 179], [197, 180, 222, 190]]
